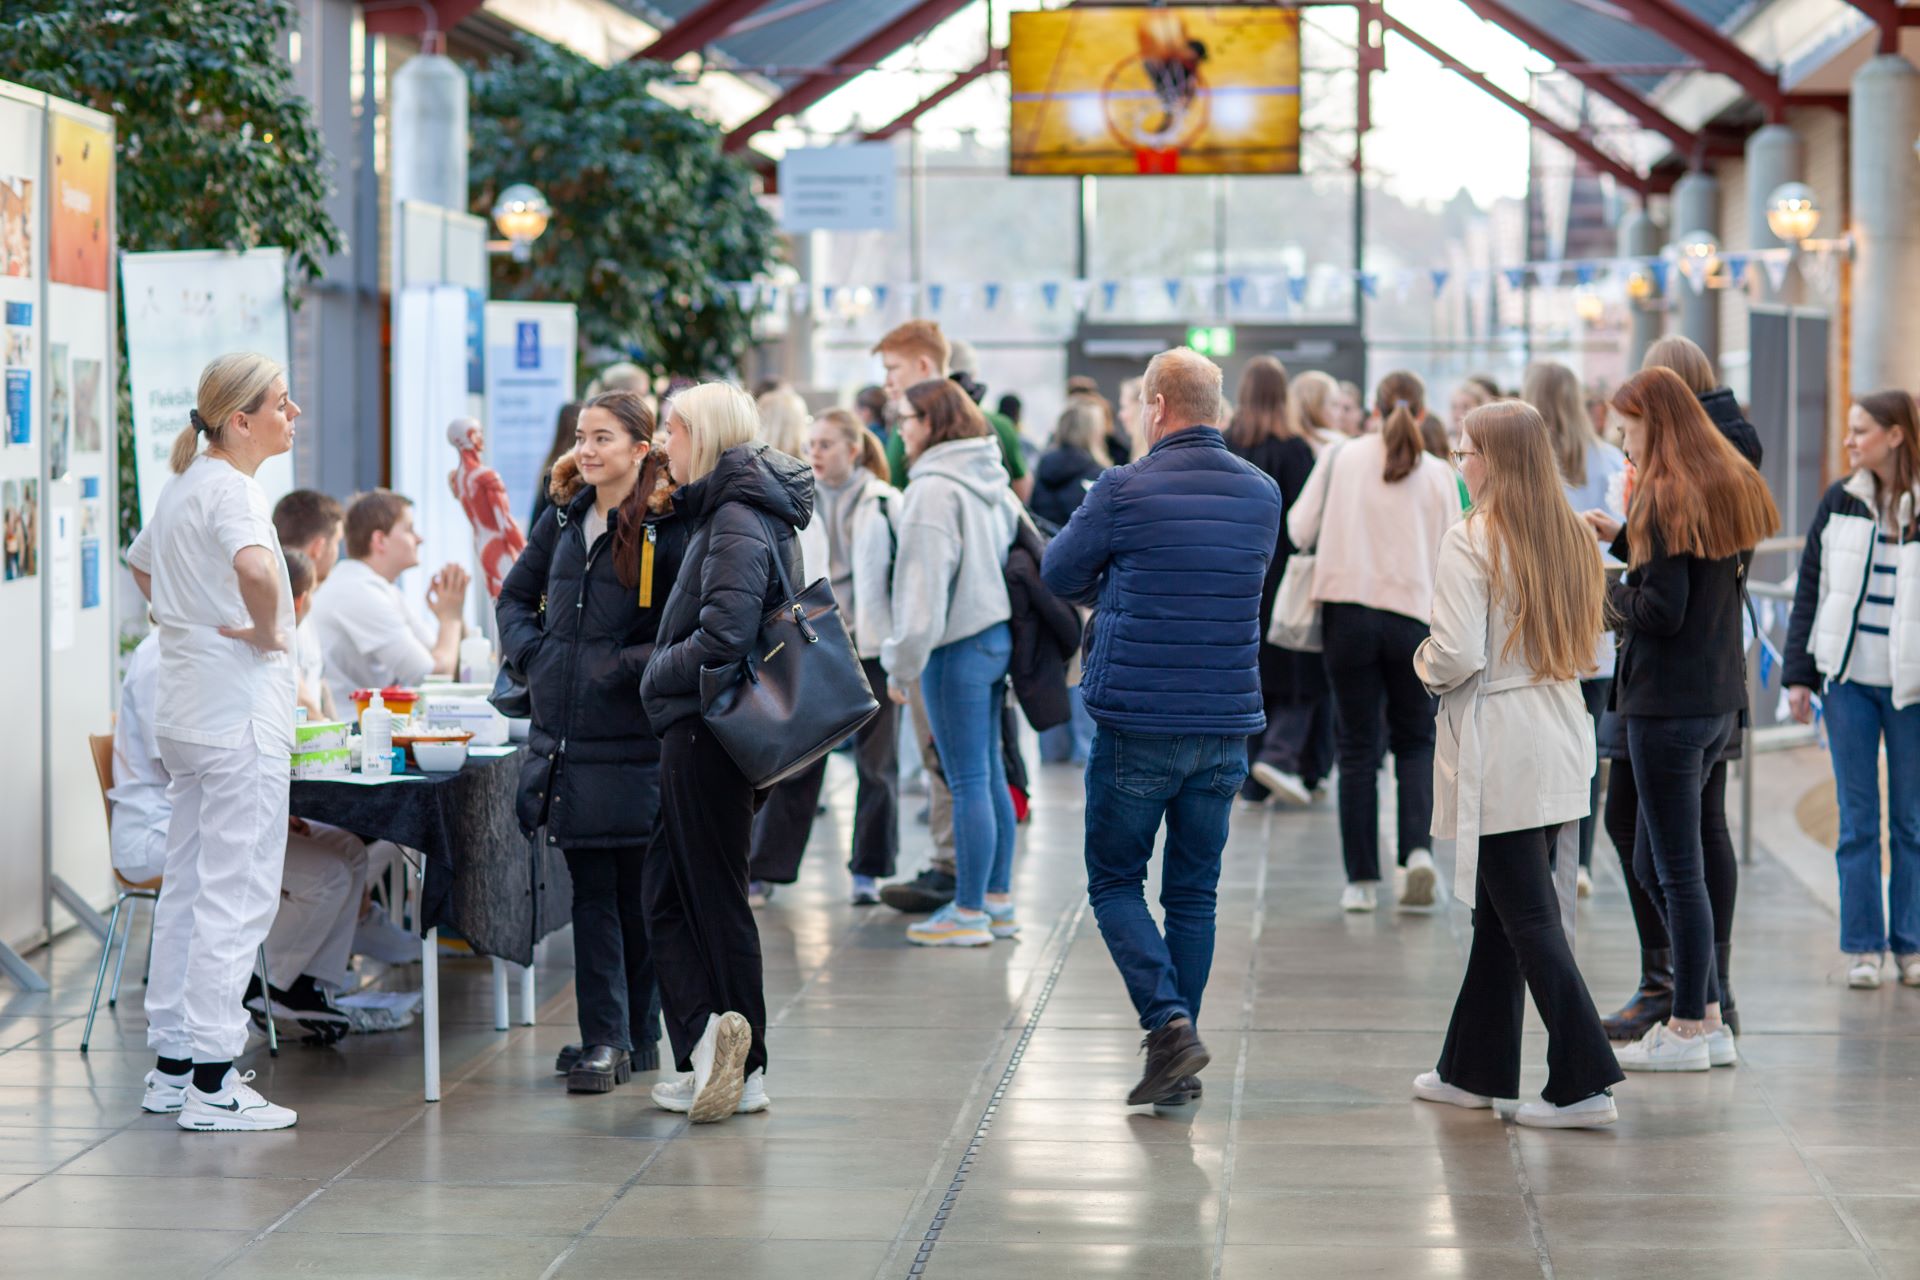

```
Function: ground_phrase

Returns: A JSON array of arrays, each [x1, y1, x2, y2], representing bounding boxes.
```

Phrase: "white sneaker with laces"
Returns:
[[653, 1068, 769, 1115], [1705, 1025, 1737, 1068], [1516, 1093, 1617, 1129], [352, 902, 419, 966], [141, 1069, 189, 1115], [1897, 954, 1920, 987], [1340, 883, 1377, 913], [1576, 867, 1593, 899], [1400, 849, 1437, 908], [1250, 762, 1311, 807], [1848, 953, 1883, 989], [1616, 1022, 1710, 1072], [1411, 1070, 1492, 1109], [687, 1011, 751, 1123], [177, 1069, 297, 1131]]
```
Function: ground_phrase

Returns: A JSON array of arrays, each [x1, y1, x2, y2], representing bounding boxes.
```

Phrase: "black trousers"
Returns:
[[1321, 602, 1435, 883], [644, 718, 768, 1076], [563, 838, 660, 1053], [1603, 755, 1738, 961], [750, 658, 899, 884], [1247, 645, 1335, 793], [1627, 714, 1735, 1021], [1436, 825, 1625, 1106], [1576, 680, 1610, 870]]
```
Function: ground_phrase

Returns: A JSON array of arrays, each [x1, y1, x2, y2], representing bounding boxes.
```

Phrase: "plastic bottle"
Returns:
[[361, 694, 393, 777]]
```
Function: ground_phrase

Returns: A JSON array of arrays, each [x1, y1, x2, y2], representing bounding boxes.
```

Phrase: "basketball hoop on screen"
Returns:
[[1133, 148, 1182, 174]]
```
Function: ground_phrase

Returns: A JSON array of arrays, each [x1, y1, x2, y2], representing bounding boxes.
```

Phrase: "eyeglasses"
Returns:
[[897, 412, 923, 422], [1449, 450, 1478, 463]]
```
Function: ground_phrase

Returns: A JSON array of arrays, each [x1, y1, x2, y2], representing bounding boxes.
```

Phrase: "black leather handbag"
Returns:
[[699, 514, 880, 789], [488, 658, 532, 720]]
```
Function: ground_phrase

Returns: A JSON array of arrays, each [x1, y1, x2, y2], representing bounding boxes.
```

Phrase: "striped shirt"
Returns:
[[1852, 529, 1900, 686]]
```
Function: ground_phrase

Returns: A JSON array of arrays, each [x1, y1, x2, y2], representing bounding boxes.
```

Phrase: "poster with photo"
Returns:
[[49, 116, 110, 292], [0, 174, 30, 280], [3, 368, 25, 446], [47, 342, 69, 479], [3, 477, 37, 580], [72, 356, 101, 453]]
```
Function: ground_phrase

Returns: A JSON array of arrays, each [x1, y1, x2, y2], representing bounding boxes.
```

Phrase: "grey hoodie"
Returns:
[[881, 436, 1019, 687]]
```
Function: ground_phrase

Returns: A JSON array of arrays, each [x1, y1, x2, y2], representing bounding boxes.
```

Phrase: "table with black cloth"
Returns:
[[288, 745, 573, 1100]]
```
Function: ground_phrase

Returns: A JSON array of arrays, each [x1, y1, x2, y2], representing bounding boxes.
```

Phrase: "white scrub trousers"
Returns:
[[147, 735, 291, 1062], [266, 822, 370, 993]]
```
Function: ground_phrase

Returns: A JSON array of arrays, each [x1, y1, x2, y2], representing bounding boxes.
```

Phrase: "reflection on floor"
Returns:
[[0, 752, 1913, 1280]]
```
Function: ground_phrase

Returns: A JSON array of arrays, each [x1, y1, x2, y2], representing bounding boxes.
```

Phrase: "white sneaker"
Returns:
[[1615, 1023, 1710, 1072], [1516, 1093, 1617, 1129], [1576, 867, 1593, 900], [687, 1011, 751, 1124], [177, 1069, 297, 1131], [141, 1068, 189, 1114], [1340, 884, 1377, 913], [1897, 954, 1920, 987], [652, 1068, 769, 1115], [1250, 762, 1311, 807], [1411, 1070, 1492, 1109], [352, 902, 419, 966], [1705, 1025, 1737, 1068], [1399, 850, 1437, 908], [1848, 953, 1883, 989]]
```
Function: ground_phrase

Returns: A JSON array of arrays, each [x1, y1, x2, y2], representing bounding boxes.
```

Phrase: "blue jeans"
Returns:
[[1038, 685, 1096, 764], [1083, 727, 1248, 1032], [1825, 681, 1920, 955], [921, 624, 1016, 913], [1627, 713, 1733, 1021]]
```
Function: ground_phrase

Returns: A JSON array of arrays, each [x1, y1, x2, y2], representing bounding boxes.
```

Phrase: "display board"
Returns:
[[122, 248, 292, 526], [1009, 7, 1301, 176], [482, 301, 576, 527], [0, 79, 117, 966]]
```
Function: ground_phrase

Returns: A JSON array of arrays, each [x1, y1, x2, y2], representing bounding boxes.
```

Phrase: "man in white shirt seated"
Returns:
[[272, 489, 343, 721], [111, 631, 407, 1044], [307, 488, 470, 712]]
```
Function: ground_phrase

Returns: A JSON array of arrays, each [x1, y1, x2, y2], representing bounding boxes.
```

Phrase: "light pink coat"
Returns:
[[1286, 433, 1463, 623]]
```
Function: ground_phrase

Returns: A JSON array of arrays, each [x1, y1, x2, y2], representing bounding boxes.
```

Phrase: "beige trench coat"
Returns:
[[1414, 519, 1596, 907]]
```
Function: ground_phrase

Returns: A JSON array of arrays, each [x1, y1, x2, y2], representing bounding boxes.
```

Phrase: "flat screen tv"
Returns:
[[1008, 6, 1302, 176]]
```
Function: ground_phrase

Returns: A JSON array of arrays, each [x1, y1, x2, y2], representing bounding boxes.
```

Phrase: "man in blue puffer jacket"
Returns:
[[1041, 346, 1281, 1110]]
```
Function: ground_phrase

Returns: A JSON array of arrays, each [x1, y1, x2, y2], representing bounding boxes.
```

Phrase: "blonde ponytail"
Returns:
[[171, 352, 284, 474]]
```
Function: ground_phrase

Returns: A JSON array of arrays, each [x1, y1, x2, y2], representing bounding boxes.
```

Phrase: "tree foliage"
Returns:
[[467, 36, 781, 383], [0, 0, 346, 545]]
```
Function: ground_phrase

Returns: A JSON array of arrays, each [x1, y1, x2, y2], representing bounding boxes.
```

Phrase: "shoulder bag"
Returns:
[[698, 513, 881, 789], [1267, 440, 1346, 653]]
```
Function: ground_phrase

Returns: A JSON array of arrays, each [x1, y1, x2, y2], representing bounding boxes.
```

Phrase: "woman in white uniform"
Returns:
[[126, 353, 302, 1132]]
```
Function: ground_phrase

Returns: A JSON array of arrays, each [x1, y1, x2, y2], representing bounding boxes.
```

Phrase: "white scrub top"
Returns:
[[127, 454, 297, 757], [306, 558, 438, 713], [107, 633, 170, 879]]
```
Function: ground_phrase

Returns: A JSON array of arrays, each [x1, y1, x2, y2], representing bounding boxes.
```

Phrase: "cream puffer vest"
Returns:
[[1786, 471, 1920, 709]]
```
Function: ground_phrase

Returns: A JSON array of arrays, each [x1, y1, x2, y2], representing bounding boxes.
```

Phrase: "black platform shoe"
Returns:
[[558, 1038, 660, 1075], [1601, 948, 1673, 1042], [567, 1045, 631, 1094]]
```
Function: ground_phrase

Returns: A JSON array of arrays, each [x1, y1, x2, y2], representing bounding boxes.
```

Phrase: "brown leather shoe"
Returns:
[[1128, 1018, 1209, 1106]]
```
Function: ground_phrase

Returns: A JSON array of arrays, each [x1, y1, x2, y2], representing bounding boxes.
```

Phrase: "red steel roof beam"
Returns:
[[1842, 0, 1905, 53], [864, 50, 998, 140], [636, 0, 773, 63], [1607, 0, 1787, 120], [724, 0, 979, 151], [1379, 14, 1657, 195]]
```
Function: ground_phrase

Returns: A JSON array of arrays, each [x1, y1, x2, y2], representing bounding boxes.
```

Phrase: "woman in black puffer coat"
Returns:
[[640, 383, 814, 1124], [497, 391, 689, 1094]]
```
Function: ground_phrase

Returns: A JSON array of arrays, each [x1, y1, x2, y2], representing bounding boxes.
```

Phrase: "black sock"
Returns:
[[192, 1061, 233, 1093], [156, 1056, 192, 1078]]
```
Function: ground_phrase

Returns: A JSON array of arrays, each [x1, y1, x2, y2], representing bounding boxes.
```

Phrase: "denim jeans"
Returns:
[[1038, 685, 1097, 764], [921, 623, 1016, 913], [1824, 680, 1920, 955], [1627, 712, 1734, 1021], [1083, 727, 1247, 1032]]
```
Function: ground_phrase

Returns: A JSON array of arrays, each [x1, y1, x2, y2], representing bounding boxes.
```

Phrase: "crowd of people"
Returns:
[[116, 318, 1919, 1135]]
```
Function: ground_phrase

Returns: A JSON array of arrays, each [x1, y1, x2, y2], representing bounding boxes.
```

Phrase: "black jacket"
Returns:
[[1230, 434, 1318, 629], [1700, 388, 1762, 470], [1608, 520, 1748, 719], [1004, 516, 1083, 732], [497, 487, 690, 846], [641, 442, 814, 735], [1030, 446, 1106, 528]]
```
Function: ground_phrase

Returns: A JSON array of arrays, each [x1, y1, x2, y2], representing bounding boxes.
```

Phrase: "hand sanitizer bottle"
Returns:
[[361, 694, 393, 777]]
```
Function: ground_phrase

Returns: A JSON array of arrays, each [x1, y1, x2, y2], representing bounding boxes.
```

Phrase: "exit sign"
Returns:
[[1186, 325, 1235, 357]]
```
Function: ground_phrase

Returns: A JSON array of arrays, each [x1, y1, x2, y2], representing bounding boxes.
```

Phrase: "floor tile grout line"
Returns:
[[897, 896, 1089, 1278], [869, 889, 1091, 1280], [203, 979, 580, 1277], [535, 1115, 690, 1280], [1739, 1048, 1892, 1279], [1209, 806, 1274, 1280], [1435, 849, 1556, 1280]]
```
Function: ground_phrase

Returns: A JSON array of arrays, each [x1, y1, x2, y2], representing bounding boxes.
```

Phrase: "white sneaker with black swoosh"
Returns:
[[141, 1068, 190, 1114], [177, 1069, 297, 1132]]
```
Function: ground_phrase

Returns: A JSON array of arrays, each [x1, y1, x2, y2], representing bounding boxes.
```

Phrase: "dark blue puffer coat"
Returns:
[[1040, 426, 1281, 736]]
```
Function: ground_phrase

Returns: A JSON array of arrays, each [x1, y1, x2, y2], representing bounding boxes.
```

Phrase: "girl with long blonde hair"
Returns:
[[1411, 400, 1619, 1128]]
